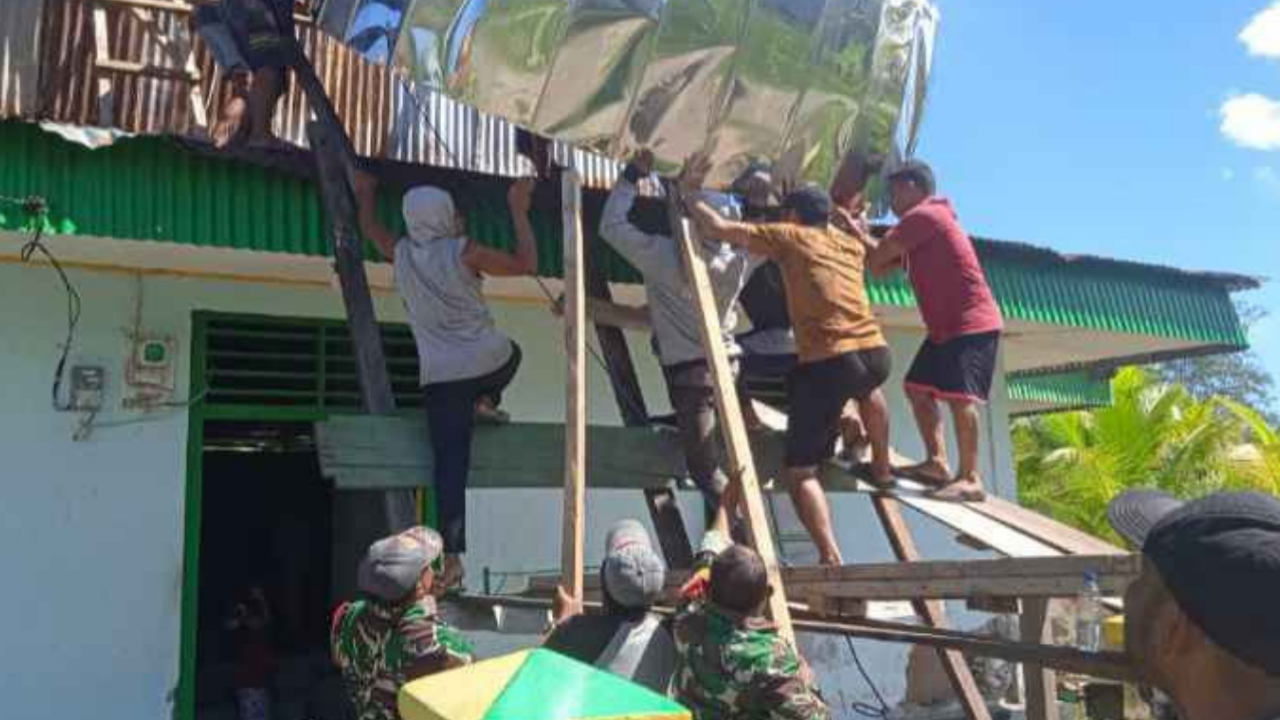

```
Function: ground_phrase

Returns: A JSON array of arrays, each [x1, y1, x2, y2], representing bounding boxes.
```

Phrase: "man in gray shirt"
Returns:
[[595, 151, 762, 528]]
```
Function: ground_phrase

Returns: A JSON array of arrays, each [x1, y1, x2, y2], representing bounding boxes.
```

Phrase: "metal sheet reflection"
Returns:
[[377, 0, 935, 186], [531, 0, 665, 153]]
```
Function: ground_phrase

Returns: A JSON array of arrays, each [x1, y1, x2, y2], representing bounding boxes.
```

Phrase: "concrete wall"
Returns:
[[0, 259, 1017, 720]]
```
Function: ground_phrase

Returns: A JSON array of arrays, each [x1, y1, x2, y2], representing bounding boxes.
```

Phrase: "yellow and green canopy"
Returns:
[[399, 649, 689, 720]]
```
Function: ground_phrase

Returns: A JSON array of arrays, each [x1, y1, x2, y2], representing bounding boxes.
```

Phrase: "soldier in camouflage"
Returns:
[[331, 527, 474, 720], [673, 536, 831, 720]]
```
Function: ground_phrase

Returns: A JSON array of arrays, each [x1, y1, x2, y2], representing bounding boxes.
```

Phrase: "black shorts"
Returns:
[[904, 331, 1000, 403], [785, 347, 892, 467]]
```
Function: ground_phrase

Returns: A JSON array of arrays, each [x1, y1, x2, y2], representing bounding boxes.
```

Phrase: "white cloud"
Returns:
[[1221, 93, 1280, 150], [1241, 2, 1280, 59]]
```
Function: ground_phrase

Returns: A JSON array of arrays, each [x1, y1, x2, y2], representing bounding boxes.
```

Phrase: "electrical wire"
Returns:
[[11, 196, 80, 412], [846, 635, 894, 719]]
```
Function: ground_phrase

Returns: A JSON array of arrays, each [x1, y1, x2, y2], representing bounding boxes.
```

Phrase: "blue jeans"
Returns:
[[423, 342, 522, 553]]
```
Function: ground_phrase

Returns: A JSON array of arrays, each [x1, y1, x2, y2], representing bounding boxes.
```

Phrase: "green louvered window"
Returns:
[[201, 314, 422, 411]]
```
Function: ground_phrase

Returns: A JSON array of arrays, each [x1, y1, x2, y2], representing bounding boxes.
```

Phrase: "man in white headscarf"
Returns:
[[354, 170, 539, 591]]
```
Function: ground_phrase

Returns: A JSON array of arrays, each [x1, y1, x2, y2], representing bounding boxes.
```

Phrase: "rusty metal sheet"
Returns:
[[375, 0, 937, 186], [0, 0, 45, 119], [29, 0, 633, 187]]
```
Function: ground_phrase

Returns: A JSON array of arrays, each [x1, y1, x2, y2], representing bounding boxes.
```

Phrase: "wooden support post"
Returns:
[[872, 496, 993, 720], [560, 170, 588, 601], [1022, 598, 1060, 720], [297, 16, 415, 533], [666, 186, 794, 641]]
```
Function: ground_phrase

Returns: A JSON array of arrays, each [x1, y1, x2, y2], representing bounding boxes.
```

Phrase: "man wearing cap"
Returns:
[[1107, 490, 1280, 720], [863, 159, 1003, 502], [679, 153, 894, 566], [672, 533, 830, 720], [593, 150, 767, 531], [331, 527, 474, 720], [545, 520, 678, 693]]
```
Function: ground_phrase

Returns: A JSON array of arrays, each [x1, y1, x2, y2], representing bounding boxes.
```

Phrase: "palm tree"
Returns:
[[1014, 367, 1271, 542], [1218, 398, 1280, 495]]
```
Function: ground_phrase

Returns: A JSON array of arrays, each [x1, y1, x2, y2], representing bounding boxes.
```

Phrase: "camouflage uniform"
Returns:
[[331, 595, 474, 720], [672, 601, 831, 720]]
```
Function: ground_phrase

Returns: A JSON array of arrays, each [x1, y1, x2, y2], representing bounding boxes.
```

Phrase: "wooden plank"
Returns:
[[94, 5, 115, 127], [872, 495, 993, 720], [315, 418, 688, 490], [525, 553, 1138, 601], [453, 594, 1139, 684], [645, 487, 695, 570], [968, 496, 1125, 556], [583, 226, 650, 428], [1022, 598, 1060, 720], [892, 482, 1060, 558], [667, 187, 793, 641], [561, 169, 587, 601]]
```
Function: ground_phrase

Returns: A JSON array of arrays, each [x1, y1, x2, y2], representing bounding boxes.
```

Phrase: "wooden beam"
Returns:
[[667, 187, 793, 641], [872, 496, 993, 720], [315, 418, 689, 490], [583, 230, 650, 427], [560, 169, 587, 601], [1021, 598, 1061, 720], [525, 553, 1140, 601], [452, 594, 1139, 684]]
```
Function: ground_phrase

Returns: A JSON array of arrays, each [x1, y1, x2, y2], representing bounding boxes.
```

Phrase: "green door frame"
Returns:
[[176, 311, 433, 720]]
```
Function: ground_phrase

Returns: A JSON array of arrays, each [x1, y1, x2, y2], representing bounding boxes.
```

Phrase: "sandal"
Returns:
[[850, 463, 897, 492], [925, 477, 986, 503], [894, 460, 951, 487]]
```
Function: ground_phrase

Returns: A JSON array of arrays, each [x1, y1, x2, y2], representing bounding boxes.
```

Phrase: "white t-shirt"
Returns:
[[394, 235, 513, 385]]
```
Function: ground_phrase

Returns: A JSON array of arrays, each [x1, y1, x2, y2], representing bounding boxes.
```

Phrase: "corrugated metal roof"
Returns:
[[0, 0, 44, 118], [1007, 371, 1114, 416], [0, 119, 1251, 349], [24, 0, 625, 188]]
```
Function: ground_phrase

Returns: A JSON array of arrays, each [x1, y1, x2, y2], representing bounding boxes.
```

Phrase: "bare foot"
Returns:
[[897, 459, 951, 486], [819, 548, 844, 566], [212, 96, 248, 148], [926, 476, 986, 503]]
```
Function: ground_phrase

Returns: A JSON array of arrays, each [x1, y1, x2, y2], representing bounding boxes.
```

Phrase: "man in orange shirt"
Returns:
[[679, 156, 892, 565]]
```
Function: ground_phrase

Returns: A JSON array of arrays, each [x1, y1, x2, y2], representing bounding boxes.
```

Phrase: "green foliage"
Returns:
[[1014, 367, 1280, 542]]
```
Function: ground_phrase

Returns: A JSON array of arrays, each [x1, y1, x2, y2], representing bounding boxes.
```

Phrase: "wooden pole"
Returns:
[[560, 170, 588, 601], [666, 186, 794, 642], [1021, 598, 1061, 720], [455, 593, 1139, 684], [872, 496, 993, 720]]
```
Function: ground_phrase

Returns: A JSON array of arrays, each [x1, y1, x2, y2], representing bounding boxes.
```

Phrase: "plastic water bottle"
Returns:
[[1076, 571, 1103, 651]]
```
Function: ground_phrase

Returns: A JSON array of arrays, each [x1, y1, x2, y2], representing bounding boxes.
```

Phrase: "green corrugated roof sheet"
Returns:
[[0, 121, 1250, 347], [1008, 371, 1114, 415]]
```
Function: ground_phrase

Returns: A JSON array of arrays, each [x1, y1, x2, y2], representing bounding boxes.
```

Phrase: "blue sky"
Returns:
[[916, 1, 1280, 410]]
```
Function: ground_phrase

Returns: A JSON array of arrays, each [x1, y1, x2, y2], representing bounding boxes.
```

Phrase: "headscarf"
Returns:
[[402, 185, 459, 242]]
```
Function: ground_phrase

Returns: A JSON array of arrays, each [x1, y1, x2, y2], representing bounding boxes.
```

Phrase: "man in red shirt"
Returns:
[[867, 160, 1003, 502]]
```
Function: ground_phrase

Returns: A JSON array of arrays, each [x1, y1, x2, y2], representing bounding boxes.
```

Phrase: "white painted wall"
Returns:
[[0, 259, 1017, 720]]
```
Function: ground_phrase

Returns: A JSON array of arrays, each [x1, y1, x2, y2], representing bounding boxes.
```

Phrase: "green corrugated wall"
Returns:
[[0, 120, 1249, 348]]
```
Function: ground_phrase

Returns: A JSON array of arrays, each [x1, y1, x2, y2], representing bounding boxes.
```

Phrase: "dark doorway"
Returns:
[[194, 421, 352, 720]]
